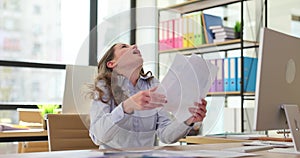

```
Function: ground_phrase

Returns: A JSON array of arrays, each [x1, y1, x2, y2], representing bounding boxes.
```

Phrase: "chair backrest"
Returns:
[[46, 114, 98, 151]]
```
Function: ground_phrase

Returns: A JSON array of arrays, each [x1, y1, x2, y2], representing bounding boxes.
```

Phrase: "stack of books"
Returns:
[[209, 26, 236, 43]]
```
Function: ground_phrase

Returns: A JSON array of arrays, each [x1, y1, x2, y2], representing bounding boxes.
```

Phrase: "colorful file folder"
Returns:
[[193, 12, 204, 46], [223, 58, 230, 92], [216, 59, 224, 92], [236, 57, 258, 92], [209, 59, 217, 92], [229, 57, 237, 91], [174, 18, 183, 48]]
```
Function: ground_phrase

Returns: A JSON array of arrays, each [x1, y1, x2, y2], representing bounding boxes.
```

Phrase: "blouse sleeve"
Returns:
[[150, 78, 193, 144], [155, 109, 193, 144], [89, 82, 130, 145]]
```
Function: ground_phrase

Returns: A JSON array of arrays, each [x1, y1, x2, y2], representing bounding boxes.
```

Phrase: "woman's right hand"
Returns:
[[122, 87, 167, 114]]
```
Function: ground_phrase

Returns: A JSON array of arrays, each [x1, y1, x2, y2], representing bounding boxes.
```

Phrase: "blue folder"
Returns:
[[229, 58, 237, 91], [223, 58, 230, 92], [236, 57, 258, 92], [202, 13, 223, 44]]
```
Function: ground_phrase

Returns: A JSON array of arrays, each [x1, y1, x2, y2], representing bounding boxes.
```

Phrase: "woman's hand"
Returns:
[[185, 99, 207, 126], [123, 87, 167, 114]]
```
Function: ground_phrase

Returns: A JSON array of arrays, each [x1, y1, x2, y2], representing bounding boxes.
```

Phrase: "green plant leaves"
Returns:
[[37, 104, 60, 117], [234, 21, 241, 33]]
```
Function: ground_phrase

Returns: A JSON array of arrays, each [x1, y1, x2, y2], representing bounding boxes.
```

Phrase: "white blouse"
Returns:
[[89, 76, 192, 149]]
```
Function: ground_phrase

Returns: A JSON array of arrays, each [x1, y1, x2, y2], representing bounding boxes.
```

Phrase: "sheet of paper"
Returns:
[[156, 54, 218, 122], [2, 128, 44, 133], [223, 145, 273, 153], [104, 149, 257, 157], [146, 149, 257, 158], [202, 96, 225, 135], [46, 150, 104, 158]]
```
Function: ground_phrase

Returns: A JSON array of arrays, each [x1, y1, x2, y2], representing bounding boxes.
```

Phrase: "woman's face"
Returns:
[[114, 43, 141, 59], [107, 43, 142, 69], [107, 43, 143, 78]]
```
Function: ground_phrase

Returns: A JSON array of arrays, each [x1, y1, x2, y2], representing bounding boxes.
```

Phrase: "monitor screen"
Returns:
[[62, 65, 97, 114], [254, 28, 300, 131]]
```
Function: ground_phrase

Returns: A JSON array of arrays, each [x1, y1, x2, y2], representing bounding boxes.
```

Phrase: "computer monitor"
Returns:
[[62, 65, 97, 114], [254, 28, 300, 131], [254, 28, 300, 153]]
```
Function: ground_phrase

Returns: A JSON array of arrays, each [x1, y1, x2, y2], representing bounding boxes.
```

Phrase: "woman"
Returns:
[[88, 43, 207, 149]]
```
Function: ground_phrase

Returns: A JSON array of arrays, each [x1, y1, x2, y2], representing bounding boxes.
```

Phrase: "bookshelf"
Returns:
[[207, 91, 255, 97], [157, 0, 258, 133], [159, 39, 258, 55], [159, 0, 244, 14]]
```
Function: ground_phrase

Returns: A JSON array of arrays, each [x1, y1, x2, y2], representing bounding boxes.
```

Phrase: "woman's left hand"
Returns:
[[185, 99, 207, 126]]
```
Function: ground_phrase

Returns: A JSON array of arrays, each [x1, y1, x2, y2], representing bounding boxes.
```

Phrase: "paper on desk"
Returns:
[[104, 149, 256, 158], [156, 54, 218, 122], [0, 123, 29, 131], [146, 149, 257, 158]]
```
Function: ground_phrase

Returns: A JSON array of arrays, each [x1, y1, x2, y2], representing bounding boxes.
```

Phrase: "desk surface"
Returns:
[[0, 129, 48, 142], [1, 143, 300, 158], [185, 136, 252, 144], [185, 135, 293, 144]]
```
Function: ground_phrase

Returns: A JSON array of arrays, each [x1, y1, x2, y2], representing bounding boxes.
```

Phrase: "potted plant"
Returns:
[[37, 104, 60, 130], [234, 21, 241, 39]]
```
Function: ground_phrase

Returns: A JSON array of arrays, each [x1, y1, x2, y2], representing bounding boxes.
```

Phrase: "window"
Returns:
[[97, 0, 131, 58], [0, 0, 90, 124], [0, 0, 89, 64], [268, 0, 300, 36]]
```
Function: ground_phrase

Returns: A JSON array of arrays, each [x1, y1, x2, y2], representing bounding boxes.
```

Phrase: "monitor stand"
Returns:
[[269, 104, 300, 154]]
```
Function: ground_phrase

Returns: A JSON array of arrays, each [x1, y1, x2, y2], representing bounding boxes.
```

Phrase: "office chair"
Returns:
[[46, 114, 98, 151]]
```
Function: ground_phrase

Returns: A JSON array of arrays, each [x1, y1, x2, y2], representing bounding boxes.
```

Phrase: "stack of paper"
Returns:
[[104, 149, 257, 157], [157, 54, 218, 122], [0, 123, 29, 131]]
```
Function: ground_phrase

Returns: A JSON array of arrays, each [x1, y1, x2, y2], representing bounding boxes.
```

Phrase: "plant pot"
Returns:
[[235, 32, 241, 39], [42, 114, 48, 130], [42, 119, 47, 130]]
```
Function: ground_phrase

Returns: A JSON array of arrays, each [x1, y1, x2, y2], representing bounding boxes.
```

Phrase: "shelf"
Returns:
[[158, 0, 257, 133], [159, 39, 258, 55], [159, 0, 242, 14], [207, 91, 255, 96]]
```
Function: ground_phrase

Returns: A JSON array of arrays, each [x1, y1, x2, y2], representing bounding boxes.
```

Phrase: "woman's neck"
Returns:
[[129, 68, 141, 86]]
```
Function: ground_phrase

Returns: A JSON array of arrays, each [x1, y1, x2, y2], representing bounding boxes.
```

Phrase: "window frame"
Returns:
[[0, 0, 135, 110]]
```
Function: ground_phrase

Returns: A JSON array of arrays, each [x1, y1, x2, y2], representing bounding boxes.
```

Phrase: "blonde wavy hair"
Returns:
[[87, 43, 153, 106]]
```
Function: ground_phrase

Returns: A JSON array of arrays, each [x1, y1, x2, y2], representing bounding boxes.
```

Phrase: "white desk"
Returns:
[[1, 143, 300, 158]]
